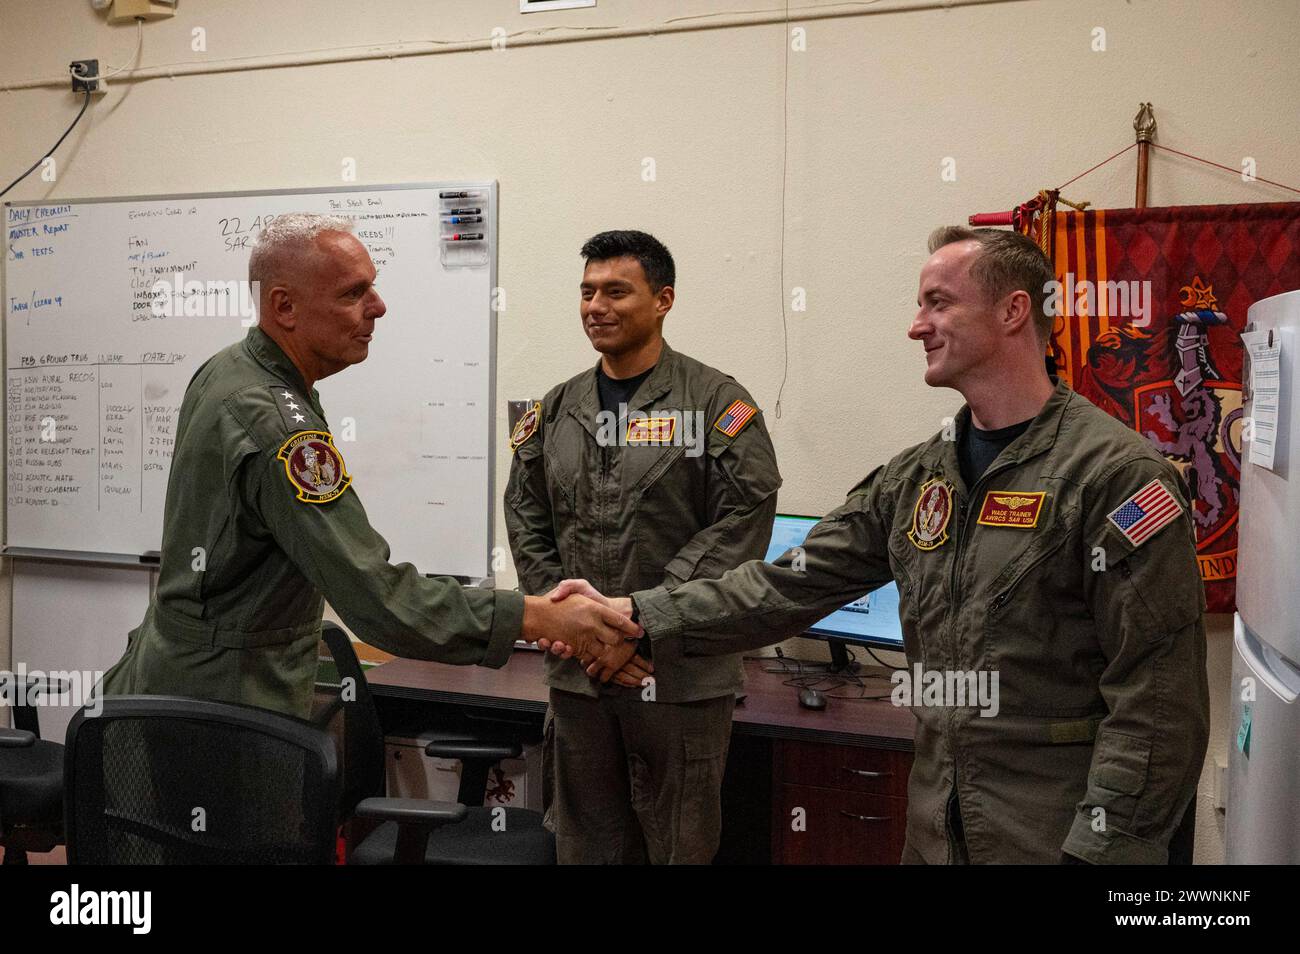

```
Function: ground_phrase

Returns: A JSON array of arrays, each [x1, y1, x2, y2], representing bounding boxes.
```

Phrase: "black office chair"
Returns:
[[64, 692, 479, 864], [315, 623, 555, 865], [65, 695, 346, 863], [0, 677, 68, 864]]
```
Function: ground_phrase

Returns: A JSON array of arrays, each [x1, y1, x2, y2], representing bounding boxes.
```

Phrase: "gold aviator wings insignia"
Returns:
[[993, 495, 1036, 510]]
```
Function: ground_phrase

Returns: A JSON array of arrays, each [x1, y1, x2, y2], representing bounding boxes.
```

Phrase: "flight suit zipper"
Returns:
[[597, 442, 610, 595], [945, 459, 1019, 642], [941, 455, 1022, 859], [988, 524, 1069, 611]]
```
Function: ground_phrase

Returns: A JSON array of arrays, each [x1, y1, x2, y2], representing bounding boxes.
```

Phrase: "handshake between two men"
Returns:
[[520, 580, 651, 687]]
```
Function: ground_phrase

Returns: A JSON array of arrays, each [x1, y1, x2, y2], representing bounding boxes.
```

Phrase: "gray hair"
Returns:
[[248, 212, 355, 285]]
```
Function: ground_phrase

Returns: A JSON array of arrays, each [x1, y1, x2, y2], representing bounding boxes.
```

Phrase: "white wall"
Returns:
[[4, 0, 1298, 863]]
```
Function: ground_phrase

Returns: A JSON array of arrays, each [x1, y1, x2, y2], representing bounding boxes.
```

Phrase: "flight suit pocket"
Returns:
[[679, 732, 726, 864], [631, 444, 686, 497], [505, 439, 543, 510], [986, 515, 1073, 611], [1090, 732, 1151, 826], [540, 461, 579, 570], [886, 530, 922, 645], [1117, 547, 1204, 643], [707, 437, 780, 506]]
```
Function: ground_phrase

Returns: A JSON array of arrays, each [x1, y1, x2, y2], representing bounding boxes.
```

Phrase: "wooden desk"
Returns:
[[366, 650, 915, 864]]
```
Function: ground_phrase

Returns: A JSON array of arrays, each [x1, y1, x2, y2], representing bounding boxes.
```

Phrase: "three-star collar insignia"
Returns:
[[275, 387, 312, 427]]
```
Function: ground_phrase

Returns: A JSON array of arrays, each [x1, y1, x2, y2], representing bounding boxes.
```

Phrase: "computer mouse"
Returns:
[[798, 688, 828, 710]]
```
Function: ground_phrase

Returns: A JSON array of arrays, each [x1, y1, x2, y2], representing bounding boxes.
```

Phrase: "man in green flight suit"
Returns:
[[553, 227, 1210, 865], [102, 213, 639, 719], [506, 230, 781, 863]]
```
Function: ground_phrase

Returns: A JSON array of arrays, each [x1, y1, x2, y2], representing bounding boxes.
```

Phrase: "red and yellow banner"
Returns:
[[1029, 201, 1300, 612]]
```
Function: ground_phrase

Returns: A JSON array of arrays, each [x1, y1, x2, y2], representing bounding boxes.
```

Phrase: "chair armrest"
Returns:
[[354, 797, 468, 826], [354, 797, 470, 864], [0, 727, 36, 748], [21, 676, 70, 695], [423, 736, 521, 762], [9, 676, 71, 736]]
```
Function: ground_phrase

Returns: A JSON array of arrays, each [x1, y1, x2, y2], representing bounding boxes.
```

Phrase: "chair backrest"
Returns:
[[64, 696, 340, 865], [315, 623, 386, 815]]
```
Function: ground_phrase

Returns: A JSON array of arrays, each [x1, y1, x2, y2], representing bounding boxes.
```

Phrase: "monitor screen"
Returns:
[[764, 514, 904, 651]]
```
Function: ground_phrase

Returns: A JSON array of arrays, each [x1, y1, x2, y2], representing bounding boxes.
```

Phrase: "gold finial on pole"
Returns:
[[1134, 103, 1155, 207], [1133, 102, 1157, 144]]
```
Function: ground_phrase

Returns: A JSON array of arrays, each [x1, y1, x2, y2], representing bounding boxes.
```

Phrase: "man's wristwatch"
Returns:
[[626, 596, 642, 640]]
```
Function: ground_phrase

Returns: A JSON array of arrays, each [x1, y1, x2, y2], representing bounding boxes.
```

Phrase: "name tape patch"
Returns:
[[977, 490, 1047, 528], [626, 416, 677, 444]]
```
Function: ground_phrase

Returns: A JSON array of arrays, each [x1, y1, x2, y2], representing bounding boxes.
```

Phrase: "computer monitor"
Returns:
[[765, 514, 904, 670]]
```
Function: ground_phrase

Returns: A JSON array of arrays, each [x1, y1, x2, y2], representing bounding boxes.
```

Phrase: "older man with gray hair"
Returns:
[[102, 213, 638, 718]]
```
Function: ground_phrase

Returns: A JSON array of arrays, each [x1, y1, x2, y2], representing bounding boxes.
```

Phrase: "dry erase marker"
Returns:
[[443, 232, 484, 241], [442, 208, 481, 216], [445, 215, 482, 225], [439, 191, 482, 199]]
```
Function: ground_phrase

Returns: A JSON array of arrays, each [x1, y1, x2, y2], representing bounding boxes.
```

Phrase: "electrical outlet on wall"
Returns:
[[70, 60, 102, 94]]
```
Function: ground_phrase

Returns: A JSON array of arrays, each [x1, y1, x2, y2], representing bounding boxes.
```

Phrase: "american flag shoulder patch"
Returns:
[[1106, 478, 1182, 547], [714, 399, 758, 438]]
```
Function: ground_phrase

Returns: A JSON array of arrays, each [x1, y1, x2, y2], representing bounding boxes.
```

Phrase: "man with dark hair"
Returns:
[[557, 227, 1210, 865], [505, 229, 781, 863]]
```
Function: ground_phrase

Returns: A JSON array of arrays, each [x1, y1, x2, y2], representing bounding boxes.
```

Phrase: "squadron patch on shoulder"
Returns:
[[510, 402, 541, 452], [977, 490, 1047, 529], [908, 478, 954, 551], [714, 399, 757, 438], [1107, 478, 1181, 547], [277, 430, 351, 504]]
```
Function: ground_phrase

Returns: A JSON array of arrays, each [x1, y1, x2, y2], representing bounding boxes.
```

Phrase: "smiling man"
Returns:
[[555, 227, 1210, 865], [505, 230, 781, 863], [102, 213, 637, 718]]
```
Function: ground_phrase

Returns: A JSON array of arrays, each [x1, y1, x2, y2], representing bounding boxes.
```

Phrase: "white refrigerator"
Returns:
[[1228, 288, 1300, 863]]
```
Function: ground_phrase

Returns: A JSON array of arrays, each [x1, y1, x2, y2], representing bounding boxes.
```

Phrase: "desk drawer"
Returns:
[[774, 784, 906, 864], [775, 739, 911, 797]]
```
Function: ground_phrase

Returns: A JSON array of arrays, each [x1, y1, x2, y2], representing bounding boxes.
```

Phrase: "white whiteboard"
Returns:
[[10, 560, 154, 745], [4, 183, 496, 579]]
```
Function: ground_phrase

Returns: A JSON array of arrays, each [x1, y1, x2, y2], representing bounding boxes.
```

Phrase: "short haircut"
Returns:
[[927, 226, 1055, 343], [248, 212, 355, 286], [580, 229, 675, 292]]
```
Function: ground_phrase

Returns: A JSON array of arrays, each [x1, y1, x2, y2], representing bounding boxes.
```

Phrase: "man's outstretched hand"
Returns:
[[521, 591, 639, 661], [538, 579, 653, 686]]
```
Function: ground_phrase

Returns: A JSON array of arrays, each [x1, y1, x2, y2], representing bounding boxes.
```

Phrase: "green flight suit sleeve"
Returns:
[[660, 384, 782, 588], [504, 411, 566, 596], [1066, 456, 1210, 864], [633, 465, 896, 657], [250, 450, 522, 669]]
